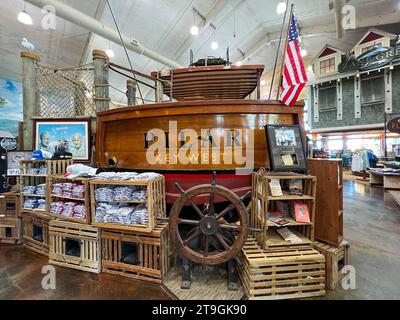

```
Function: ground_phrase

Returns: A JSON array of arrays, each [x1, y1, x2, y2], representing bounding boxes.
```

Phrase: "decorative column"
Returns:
[[126, 80, 137, 106], [20, 51, 40, 151], [92, 49, 110, 112]]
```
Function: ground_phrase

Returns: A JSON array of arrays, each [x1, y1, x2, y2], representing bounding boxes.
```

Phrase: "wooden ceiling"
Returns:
[[151, 65, 264, 101]]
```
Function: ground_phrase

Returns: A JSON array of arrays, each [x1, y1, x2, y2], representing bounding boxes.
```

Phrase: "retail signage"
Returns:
[[339, 45, 400, 73], [387, 117, 400, 133]]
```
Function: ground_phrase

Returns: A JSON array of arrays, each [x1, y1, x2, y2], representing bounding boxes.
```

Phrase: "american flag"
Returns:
[[280, 14, 308, 106]]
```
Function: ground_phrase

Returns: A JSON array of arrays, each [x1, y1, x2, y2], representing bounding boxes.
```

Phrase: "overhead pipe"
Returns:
[[25, 0, 183, 69]]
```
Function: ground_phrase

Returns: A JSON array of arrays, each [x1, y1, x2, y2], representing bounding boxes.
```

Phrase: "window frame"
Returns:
[[318, 84, 337, 112], [360, 75, 385, 106]]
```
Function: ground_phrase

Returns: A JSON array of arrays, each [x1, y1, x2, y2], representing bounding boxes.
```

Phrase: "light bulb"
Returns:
[[261, 80, 266, 86], [190, 25, 199, 35], [307, 65, 313, 72], [211, 41, 219, 50], [235, 61, 243, 67], [277, 2, 287, 14], [106, 48, 114, 58], [18, 10, 33, 25], [301, 49, 307, 57]]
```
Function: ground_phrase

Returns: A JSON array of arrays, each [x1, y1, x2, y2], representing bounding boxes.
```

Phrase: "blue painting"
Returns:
[[0, 78, 23, 138], [35, 121, 90, 161]]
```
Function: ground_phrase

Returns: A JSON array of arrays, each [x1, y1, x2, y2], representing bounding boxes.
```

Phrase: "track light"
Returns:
[[190, 25, 199, 35], [18, 10, 33, 25], [277, 2, 287, 14], [211, 41, 219, 50]]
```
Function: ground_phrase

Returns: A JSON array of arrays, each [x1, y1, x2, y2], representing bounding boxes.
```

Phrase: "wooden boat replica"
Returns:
[[95, 61, 305, 205]]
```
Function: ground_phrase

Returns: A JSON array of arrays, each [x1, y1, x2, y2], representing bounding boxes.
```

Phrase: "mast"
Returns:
[[276, 4, 294, 101], [268, 0, 291, 100]]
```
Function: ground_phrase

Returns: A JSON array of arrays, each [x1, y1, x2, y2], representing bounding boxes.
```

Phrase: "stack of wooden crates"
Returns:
[[20, 159, 73, 256], [0, 192, 21, 245], [241, 170, 326, 300], [90, 177, 171, 284]]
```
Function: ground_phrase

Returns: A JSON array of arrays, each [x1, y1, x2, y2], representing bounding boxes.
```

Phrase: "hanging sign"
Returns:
[[339, 45, 400, 73], [387, 117, 400, 133]]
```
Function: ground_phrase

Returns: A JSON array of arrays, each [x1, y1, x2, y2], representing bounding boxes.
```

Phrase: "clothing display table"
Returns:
[[369, 169, 400, 190]]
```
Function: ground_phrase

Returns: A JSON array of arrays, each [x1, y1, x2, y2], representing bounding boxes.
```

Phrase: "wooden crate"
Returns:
[[239, 237, 325, 300], [0, 192, 20, 218], [0, 217, 22, 244], [90, 176, 166, 233], [49, 220, 101, 273], [48, 175, 91, 224], [21, 212, 52, 256], [101, 223, 171, 284], [313, 240, 349, 290], [251, 171, 317, 250]]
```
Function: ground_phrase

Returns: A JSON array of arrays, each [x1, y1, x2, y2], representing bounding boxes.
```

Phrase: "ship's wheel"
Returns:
[[169, 173, 250, 265]]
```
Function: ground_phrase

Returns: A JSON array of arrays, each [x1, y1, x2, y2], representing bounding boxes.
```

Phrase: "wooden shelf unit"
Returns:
[[251, 171, 317, 251], [309, 159, 344, 246], [19, 160, 73, 215], [21, 211, 52, 256], [48, 175, 91, 224], [90, 177, 166, 233], [0, 192, 20, 218]]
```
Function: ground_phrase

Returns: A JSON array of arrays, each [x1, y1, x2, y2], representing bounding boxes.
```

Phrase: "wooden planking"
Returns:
[[0, 217, 22, 244], [0, 192, 21, 218], [309, 159, 344, 246], [49, 220, 101, 273], [151, 65, 264, 101], [313, 240, 349, 290], [240, 238, 325, 300], [22, 212, 50, 256]]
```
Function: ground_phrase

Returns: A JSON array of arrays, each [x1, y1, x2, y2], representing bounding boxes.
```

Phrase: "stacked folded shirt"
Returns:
[[51, 183, 85, 199], [72, 184, 85, 198], [93, 171, 161, 181], [23, 199, 38, 209], [37, 199, 46, 210], [35, 184, 47, 196], [50, 201, 86, 220], [22, 186, 36, 195], [114, 186, 135, 201], [62, 183, 74, 198], [52, 183, 64, 196], [95, 187, 114, 202], [134, 172, 162, 181], [131, 189, 147, 201], [95, 203, 148, 226]]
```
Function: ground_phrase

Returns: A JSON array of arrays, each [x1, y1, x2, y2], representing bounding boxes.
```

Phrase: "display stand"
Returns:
[[90, 176, 166, 233], [251, 171, 317, 250], [0, 192, 22, 244]]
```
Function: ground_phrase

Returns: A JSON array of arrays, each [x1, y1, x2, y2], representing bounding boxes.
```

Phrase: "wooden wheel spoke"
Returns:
[[188, 199, 205, 219], [177, 218, 200, 226], [203, 235, 209, 257], [216, 203, 235, 220], [220, 224, 242, 232], [183, 227, 201, 245], [213, 232, 230, 250]]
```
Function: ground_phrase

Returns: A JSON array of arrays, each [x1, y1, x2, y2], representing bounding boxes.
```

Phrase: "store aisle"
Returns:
[[325, 181, 400, 300]]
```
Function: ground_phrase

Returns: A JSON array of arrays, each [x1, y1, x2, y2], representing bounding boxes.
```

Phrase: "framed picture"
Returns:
[[6, 150, 33, 176], [265, 125, 307, 172], [34, 119, 90, 161]]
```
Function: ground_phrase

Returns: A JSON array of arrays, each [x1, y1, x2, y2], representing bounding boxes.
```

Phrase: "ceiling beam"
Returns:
[[25, 0, 183, 68], [234, 10, 400, 68], [79, 0, 107, 66]]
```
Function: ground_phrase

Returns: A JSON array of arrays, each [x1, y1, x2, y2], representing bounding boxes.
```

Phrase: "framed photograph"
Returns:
[[6, 150, 33, 176], [34, 119, 90, 161], [265, 125, 307, 172]]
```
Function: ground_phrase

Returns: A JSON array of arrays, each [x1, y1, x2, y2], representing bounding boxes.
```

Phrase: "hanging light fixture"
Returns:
[[106, 41, 114, 58], [276, 2, 287, 14], [210, 24, 218, 50], [235, 61, 243, 67], [261, 80, 266, 86], [18, 2, 33, 25], [190, 8, 205, 36], [301, 49, 308, 57], [190, 25, 199, 36]]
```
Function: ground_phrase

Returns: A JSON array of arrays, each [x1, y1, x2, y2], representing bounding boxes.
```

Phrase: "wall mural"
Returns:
[[0, 78, 23, 138]]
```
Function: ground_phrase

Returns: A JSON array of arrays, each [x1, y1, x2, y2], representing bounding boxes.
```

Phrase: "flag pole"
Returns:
[[276, 4, 294, 101], [268, 0, 290, 100]]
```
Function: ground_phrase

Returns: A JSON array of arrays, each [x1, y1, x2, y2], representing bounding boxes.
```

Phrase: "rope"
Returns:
[[106, 0, 144, 104]]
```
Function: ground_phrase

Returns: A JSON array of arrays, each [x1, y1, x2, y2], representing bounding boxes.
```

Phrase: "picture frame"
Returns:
[[6, 150, 33, 176], [265, 124, 308, 173], [33, 119, 91, 162]]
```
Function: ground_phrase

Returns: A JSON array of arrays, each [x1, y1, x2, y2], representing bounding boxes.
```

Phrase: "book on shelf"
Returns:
[[269, 179, 283, 197], [289, 179, 303, 195], [276, 227, 303, 243], [275, 201, 292, 217], [293, 201, 310, 223]]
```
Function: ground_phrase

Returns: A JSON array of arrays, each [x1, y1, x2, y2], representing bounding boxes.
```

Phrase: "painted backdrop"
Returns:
[[0, 78, 23, 137]]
